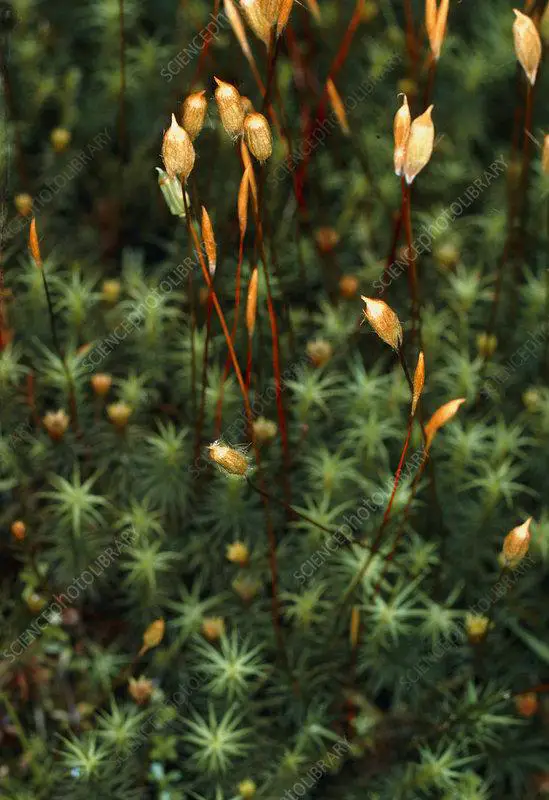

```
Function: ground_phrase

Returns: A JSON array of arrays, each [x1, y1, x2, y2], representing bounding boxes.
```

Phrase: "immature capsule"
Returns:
[[244, 112, 272, 162]]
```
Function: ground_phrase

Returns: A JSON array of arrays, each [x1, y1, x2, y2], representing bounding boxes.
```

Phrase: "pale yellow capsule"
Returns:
[[246, 268, 259, 337], [501, 517, 532, 567], [393, 94, 411, 177], [513, 9, 542, 86], [276, 0, 294, 36], [424, 397, 465, 451], [326, 79, 350, 136], [201, 206, 217, 277], [215, 77, 246, 138], [403, 105, 435, 185], [240, 0, 271, 44], [360, 296, 403, 351], [411, 351, 425, 416], [208, 440, 250, 476], [244, 112, 273, 162], [161, 114, 195, 179], [180, 91, 208, 140], [426, 0, 449, 61]]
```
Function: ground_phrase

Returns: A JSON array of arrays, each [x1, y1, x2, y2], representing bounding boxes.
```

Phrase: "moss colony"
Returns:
[[2, 0, 549, 798]]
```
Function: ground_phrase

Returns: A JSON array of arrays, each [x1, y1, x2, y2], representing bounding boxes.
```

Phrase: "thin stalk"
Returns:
[[253, 176, 292, 496], [422, 55, 437, 110], [515, 80, 535, 265], [182, 191, 250, 421], [215, 204, 246, 434], [382, 209, 403, 293], [182, 190, 287, 665], [337, 415, 414, 613], [403, 0, 418, 75], [40, 265, 79, 430], [402, 177, 421, 347], [191, 0, 220, 88], [246, 476, 341, 536]]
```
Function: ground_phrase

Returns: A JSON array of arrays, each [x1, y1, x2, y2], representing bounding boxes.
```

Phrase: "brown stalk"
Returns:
[[181, 190, 287, 665], [402, 177, 421, 348], [215, 166, 250, 433], [29, 220, 79, 431]]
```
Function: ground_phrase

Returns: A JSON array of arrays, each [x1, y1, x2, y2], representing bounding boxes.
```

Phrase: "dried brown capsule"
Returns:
[[424, 397, 465, 451], [326, 78, 350, 136], [276, 0, 294, 36], [501, 517, 532, 567], [208, 439, 250, 476], [238, 167, 250, 237], [214, 77, 245, 138], [240, 0, 271, 44], [513, 9, 542, 86], [29, 218, 42, 269], [180, 90, 208, 140], [411, 351, 425, 416], [426, 0, 449, 61], [201, 206, 217, 276], [241, 141, 259, 212], [244, 112, 273, 162], [360, 296, 403, 351], [404, 105, 435, 185], [246, 268, 259, 337], [393, 94, 411, 177], [161, 114, 195, 180], [425, 0, 437, 42]]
